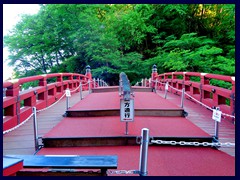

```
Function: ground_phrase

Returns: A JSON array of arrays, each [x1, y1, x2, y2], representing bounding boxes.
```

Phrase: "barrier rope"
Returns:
[[152, 80, 235, 119], [3, 81, 86, 134], [3, 113, 33, 135], [3, 79, 104, 134]]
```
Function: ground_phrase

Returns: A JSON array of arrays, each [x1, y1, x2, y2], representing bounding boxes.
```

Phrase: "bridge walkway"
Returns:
[[3, 88, 235, 157]]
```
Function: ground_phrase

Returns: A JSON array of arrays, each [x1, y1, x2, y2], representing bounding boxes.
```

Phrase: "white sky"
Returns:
[[3, 4, 41, 81]]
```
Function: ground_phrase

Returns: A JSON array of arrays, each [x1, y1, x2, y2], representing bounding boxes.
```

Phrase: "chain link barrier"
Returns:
[[150, 139, 235, 147], [107, 170, 140, 175]]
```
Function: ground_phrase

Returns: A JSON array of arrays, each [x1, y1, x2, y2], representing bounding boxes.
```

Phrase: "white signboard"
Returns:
[[165, 82, 169, 90], [120, 99, 134, 122], [65, 89, 71, 97], [212, 109, 222, 122]]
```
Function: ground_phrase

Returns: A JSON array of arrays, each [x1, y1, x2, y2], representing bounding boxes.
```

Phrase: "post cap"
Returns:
[[86, 65, 91, 69], [152, 64, 157, 73]]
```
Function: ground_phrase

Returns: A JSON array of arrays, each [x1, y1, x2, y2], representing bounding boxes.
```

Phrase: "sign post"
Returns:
[[32, 107, 39, 151], [180, 88, 185, 108], [212, 107, 222, 140], [80, 82, 83, 100], [120, 99, 134, 135], [164, 82, 169, 99]]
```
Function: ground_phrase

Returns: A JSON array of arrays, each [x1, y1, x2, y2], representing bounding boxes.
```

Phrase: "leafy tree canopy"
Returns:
[[4, 4, 235, 85]]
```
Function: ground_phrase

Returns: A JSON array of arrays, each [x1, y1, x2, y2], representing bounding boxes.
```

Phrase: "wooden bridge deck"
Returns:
[[3, 88, 235, 157]]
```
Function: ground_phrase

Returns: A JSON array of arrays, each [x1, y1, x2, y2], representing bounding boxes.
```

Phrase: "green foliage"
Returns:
[[210, 79, 232, 90], [3, 4, 235, 85], [21, 81, 39, 90]]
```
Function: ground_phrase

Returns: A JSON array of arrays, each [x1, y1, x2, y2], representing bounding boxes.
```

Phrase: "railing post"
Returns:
[[85, 65, 92, 88], [139, 128, 149, 176], [154, 80, 157, 93], [230, 77, 235, 124], [88, 79, 91, 94], [151, 64, 158, 88], [97, 78, 100, 87], [180, 88, 185, 108], [32, 107, 39, 151]]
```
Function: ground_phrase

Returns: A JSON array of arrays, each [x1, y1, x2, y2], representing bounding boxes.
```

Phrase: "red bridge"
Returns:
[[3, 65, 235, 176]]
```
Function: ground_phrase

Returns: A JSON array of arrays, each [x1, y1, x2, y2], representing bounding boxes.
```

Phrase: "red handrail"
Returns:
[[152, 72, 235, 123], [3, 72, 92, 132]]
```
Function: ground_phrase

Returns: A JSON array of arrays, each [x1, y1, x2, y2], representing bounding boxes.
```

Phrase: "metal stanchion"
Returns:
[[88, 80, 91, 94], [180, 88, 185, 108], [214, 107, 220, 140], [33, 107, 39, 151], [80, 82, 83, 100], [139, 128, 149, 176], [154, 80, 157, 93], [164, 82, 168, 99], [125, 122, 128, 135], [66, 96, 69, 110], [97, 78, 100, 87]]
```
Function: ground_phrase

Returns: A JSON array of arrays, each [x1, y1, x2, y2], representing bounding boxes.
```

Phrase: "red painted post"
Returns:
[[151, 65, 158, 89], [85, 65, 93, 89], [200, 73, 210, 102], [38, 75, 48, 108], [172, 72, 177, 93], [4, 79, 20, 129], [56, 73, 63, 96], [230, 77, 235, 123]]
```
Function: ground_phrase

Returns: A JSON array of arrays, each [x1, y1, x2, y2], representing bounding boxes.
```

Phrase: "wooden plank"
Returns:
[[3, 91, 89, 155]]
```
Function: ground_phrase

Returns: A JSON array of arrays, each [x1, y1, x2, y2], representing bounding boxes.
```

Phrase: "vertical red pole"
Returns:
[[230, 77, 235, 123], [39, 75, 47, 107], [5, 79, 20, 128], [200, 73, 209, 103], [151, 65, 158, 89], [85, 65, 93, 88]]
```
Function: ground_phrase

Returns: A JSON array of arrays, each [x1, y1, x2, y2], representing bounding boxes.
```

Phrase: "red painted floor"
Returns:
[[69, 92, 182, 111], [40, 90, 235, 176], [37, 146, 235, 176], [43, 116, 210, 138]]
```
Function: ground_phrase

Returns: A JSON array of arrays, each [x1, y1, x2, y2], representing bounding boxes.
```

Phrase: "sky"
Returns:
[[3, 4, 41, 81]]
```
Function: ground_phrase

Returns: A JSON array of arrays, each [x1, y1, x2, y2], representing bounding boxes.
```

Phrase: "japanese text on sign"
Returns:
[[65, 89, 71, 97], [120, 99, 134, 122], [212, 109, 222, 122]]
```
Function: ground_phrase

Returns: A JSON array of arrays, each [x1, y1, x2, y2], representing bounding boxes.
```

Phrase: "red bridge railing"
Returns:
[[3, 73, 92, 132], [151, 71, 235, 123]]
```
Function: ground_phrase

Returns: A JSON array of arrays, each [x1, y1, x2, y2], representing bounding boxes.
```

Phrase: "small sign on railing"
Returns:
[[212, 108, 222, 122], [65, 89, 71, 97], [120, 99, 134, 122], [165, 82, 168, 90]]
